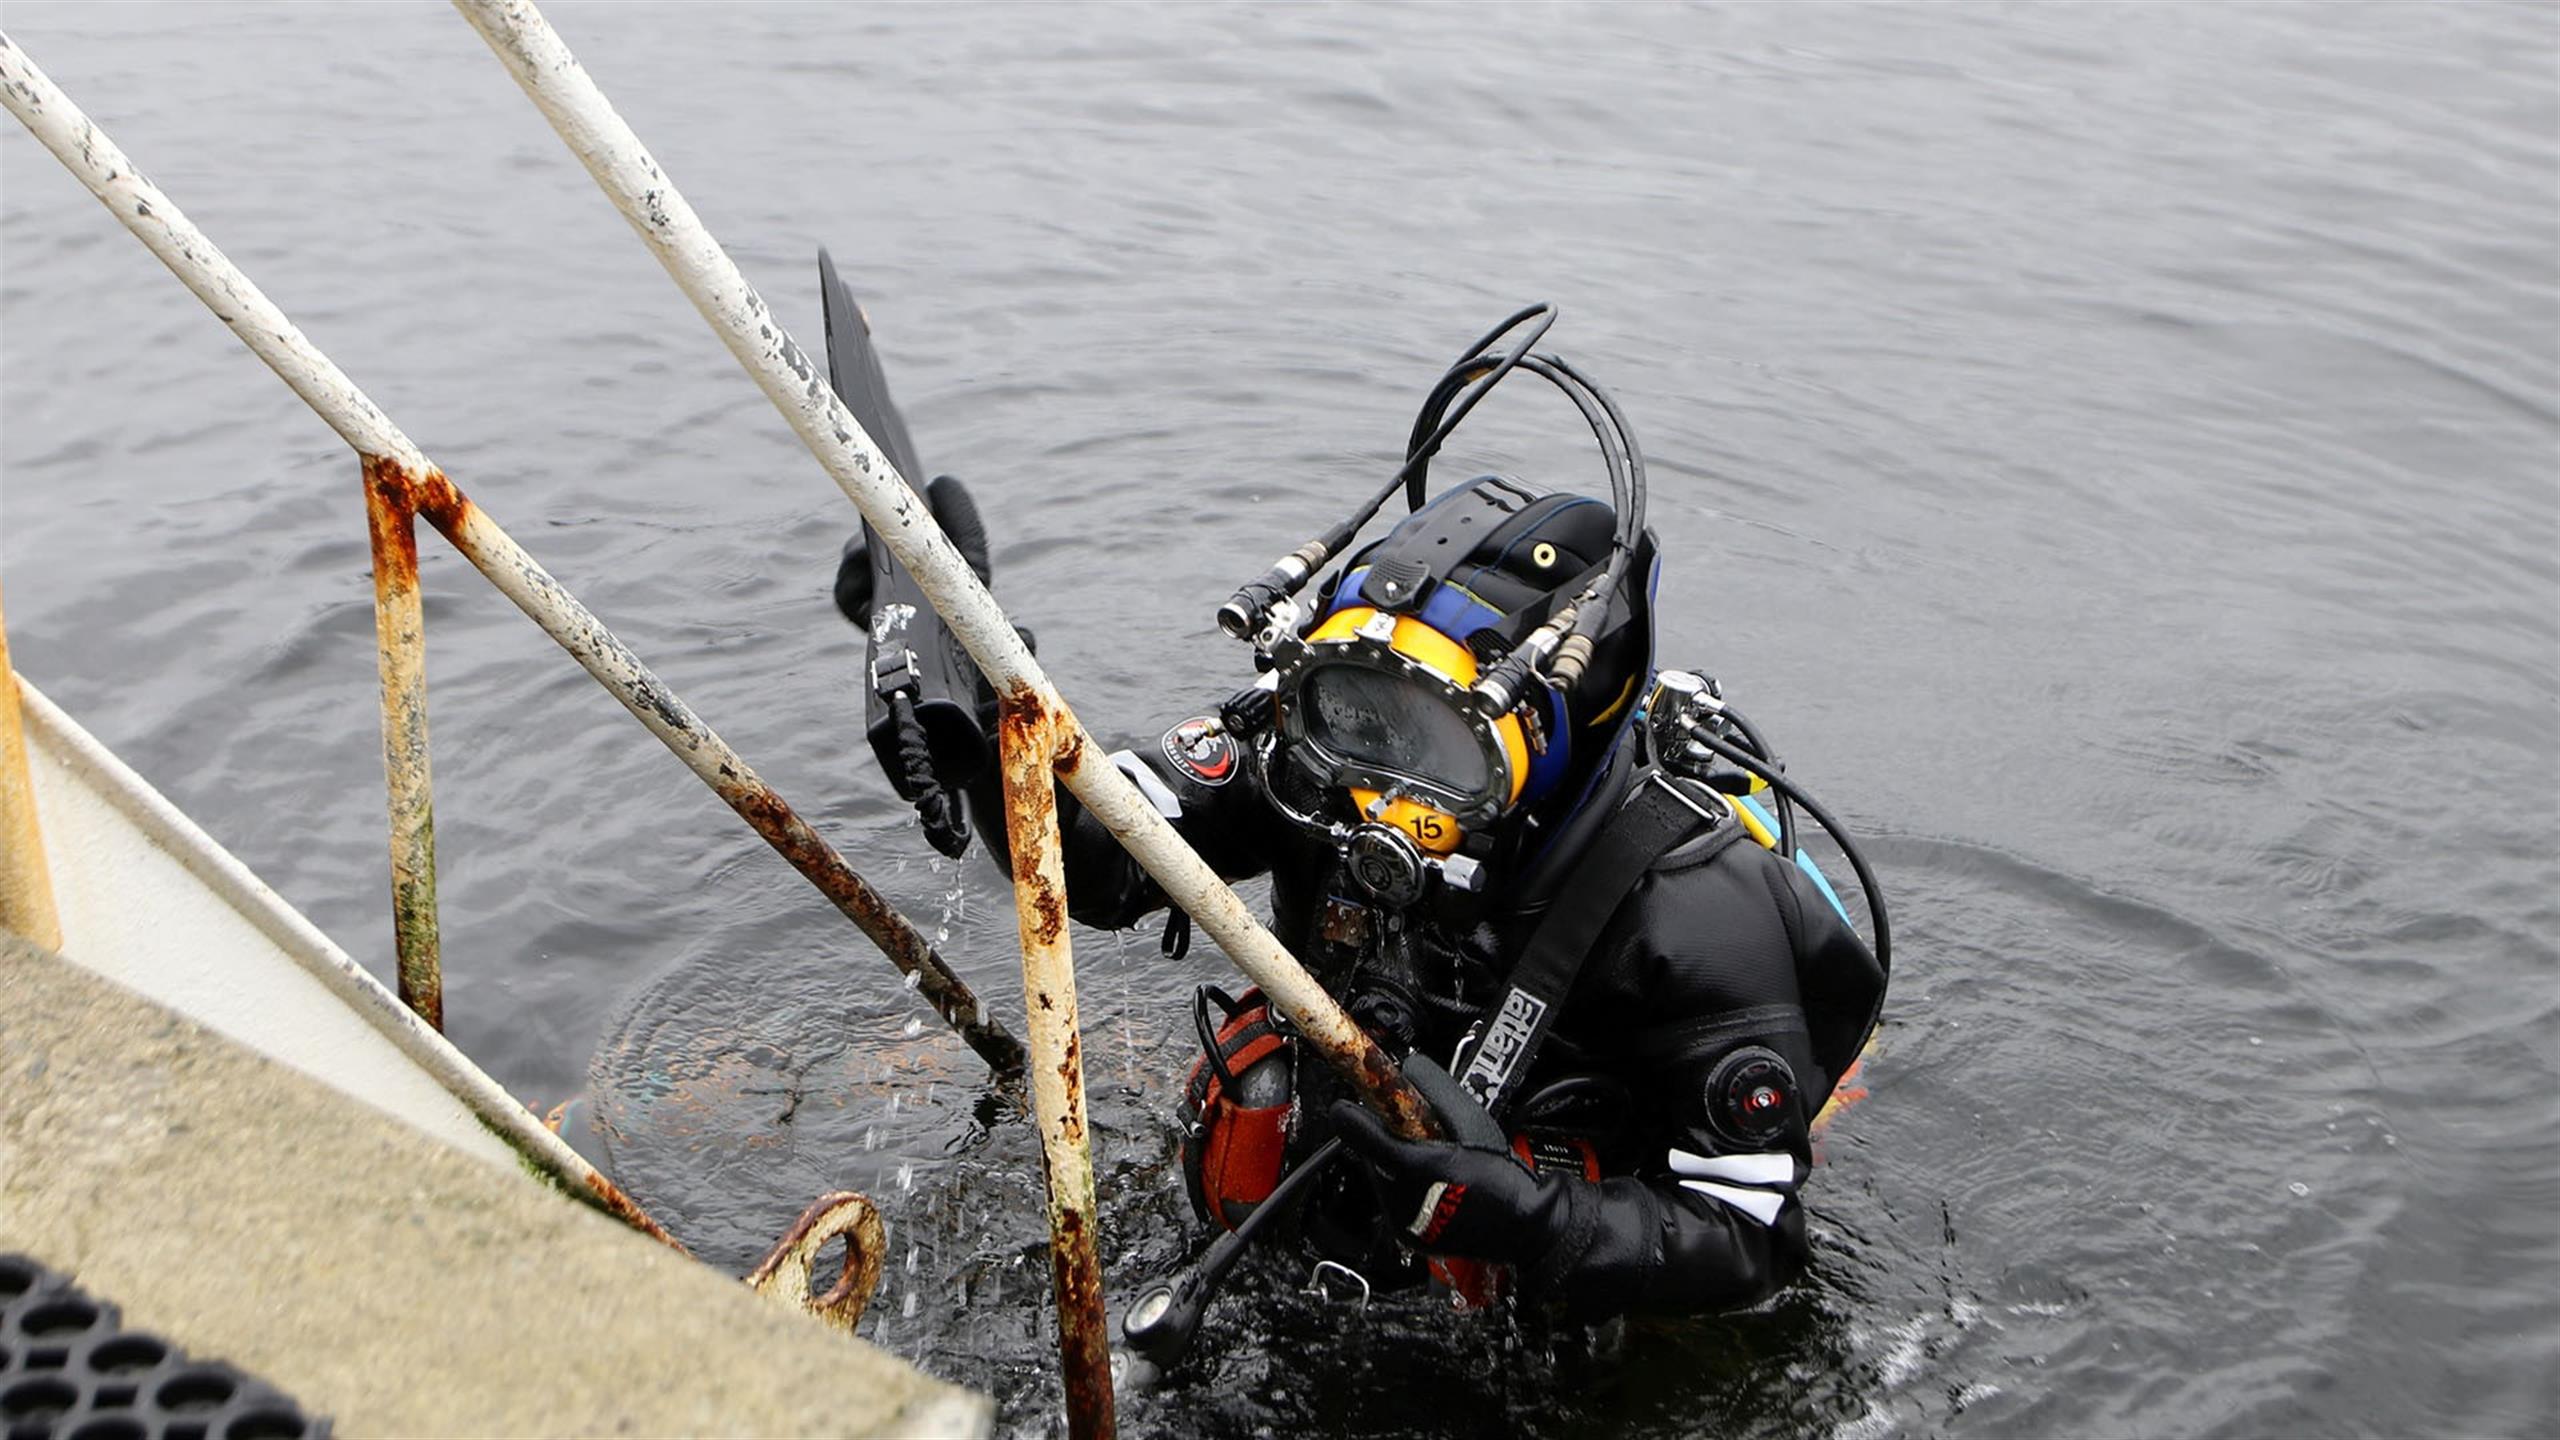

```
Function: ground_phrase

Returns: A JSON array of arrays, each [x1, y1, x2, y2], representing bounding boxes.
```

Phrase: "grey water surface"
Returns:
[[4, 4, 2553, 1436]]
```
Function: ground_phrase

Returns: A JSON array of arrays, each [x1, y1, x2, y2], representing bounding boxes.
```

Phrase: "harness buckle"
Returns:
[[1644, 769, 1726, 829]]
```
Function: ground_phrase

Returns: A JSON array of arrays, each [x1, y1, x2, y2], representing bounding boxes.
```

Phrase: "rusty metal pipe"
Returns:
[[0, 34, 1022, 1082], [0, 576, 64, 951], [453, 0, 1434, 1141], [372, 455, 1028, 1078], [362, 466, 444, 1031], [997, 698, 1114, 1440]]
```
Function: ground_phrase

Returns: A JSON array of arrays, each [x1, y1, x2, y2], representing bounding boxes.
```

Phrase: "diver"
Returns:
[[832, 302, 1889, 1355]]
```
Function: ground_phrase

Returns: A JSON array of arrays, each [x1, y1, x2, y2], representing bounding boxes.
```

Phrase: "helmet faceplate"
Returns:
[[1270, 606, 1532, 835]]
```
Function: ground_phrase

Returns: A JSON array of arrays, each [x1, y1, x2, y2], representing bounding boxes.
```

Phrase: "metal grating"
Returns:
[[0, 1255, 329, 1440]]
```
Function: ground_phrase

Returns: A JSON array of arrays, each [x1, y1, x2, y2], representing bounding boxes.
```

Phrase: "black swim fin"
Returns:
[[818, 248, 991, 847]]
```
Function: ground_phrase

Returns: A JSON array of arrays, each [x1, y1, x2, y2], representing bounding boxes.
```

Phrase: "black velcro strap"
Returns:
[[1456, 772, 1740, 1121]]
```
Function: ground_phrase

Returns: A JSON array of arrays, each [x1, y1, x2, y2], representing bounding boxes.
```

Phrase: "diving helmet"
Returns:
[[1266, 475, 1649, 865], [1219, 305, 1657, 904]]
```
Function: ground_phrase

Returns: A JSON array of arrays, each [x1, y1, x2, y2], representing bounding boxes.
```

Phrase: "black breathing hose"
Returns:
[[1715, 702, 1799, 860], [1115, 1138, 1349, 1391], [1681, 722, 1891, 978], [1415, 348, 1645, 704], [1220, 305, 1559, 639], [1399, 304, 1562, 511]]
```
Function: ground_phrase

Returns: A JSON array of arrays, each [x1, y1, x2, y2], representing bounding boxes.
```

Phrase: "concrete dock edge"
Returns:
[[0, 933, 992, 1437]]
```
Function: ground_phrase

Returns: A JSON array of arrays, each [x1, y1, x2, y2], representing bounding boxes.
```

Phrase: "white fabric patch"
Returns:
[[1408, 1181, 1452, 1238], [1112, 749, 1184, 820], [1679, 1178, 1788, 1226], [1667, 1148, 1797, 1189]]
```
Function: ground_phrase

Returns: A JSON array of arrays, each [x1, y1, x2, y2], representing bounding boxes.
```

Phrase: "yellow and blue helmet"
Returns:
[[1269, 475, 1653, 853]]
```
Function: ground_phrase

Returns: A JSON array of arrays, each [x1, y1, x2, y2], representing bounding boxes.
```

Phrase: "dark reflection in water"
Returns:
[[4, 3, 2552, 1436]]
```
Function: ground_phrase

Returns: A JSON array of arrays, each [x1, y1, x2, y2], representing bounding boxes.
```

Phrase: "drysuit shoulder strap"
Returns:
[[1456, 770, 1741, 1121]]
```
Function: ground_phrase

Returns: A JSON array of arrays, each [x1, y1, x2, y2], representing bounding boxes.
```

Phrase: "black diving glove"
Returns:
[[1337, 1058, 1811, 1320], [1326, 1057, 1590, 1269]]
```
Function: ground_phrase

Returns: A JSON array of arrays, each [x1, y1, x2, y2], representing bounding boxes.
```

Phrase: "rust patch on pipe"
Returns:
[[0, 576, 63, 952], [1352, 1035, 1438, 1141], [996, 687, 1114, 1438], [579, 1164, 688, 1253], [362, 455, 443, 1032], [1029, 889, 1065, 947], [996, 689, 1076, 949], [1053, 1029, 1085, 1146], [381, 454, 477, 536], [1045, 1203, 1113, 1440]]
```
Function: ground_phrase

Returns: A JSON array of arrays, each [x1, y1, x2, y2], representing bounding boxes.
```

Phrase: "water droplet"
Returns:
[[864, 1127, 878, 1151], [2286, 1181, 2310, 1197], [902, 1018, 925, 1039], [902, 1290, 919, 1319], [904, 969, 924, 991], [906, 1245, 920, 1273], [897, 1163, 915, 1190], [2248, 1036, 2262, 1046]]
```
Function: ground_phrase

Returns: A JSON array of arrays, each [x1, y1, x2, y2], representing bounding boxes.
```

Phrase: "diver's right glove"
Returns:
[[1331, 1055, 1805, 1318], [1326, 1056, 1587, 1271]]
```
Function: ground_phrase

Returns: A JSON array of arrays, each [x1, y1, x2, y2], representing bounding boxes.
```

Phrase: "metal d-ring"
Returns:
[[1306, 1259, 1373, 1308]]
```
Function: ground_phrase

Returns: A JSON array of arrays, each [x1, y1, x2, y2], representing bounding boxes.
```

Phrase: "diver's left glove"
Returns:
[[1326, 1057, 1591, 1270], [835, 475, 997, 859]]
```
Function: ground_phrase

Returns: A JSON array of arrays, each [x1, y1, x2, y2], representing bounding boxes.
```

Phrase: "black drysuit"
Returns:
[[968, 705, 1887, 1320]]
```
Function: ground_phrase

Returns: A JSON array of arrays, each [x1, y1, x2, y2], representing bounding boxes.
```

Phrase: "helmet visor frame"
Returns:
[[1272, 612, 1522, 826]]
